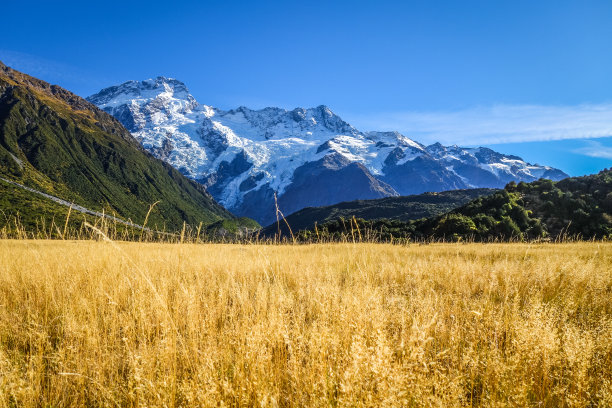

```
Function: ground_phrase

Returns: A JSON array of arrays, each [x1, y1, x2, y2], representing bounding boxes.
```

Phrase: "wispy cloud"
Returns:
[[574, 140, 612, 159], [346, 104, 612, 146]]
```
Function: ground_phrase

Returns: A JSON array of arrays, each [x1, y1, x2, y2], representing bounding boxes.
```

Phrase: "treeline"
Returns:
[[293, 169, 612, 242]]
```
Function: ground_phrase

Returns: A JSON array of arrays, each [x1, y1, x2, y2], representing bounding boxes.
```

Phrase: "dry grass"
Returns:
[[0, 240, 610, 407]]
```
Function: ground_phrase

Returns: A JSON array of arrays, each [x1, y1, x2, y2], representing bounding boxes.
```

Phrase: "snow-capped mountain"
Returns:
[[88, 78, 568, 225]]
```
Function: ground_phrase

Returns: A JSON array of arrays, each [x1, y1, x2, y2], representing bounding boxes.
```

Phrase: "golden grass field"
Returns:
[[0, 240, 610, 407]]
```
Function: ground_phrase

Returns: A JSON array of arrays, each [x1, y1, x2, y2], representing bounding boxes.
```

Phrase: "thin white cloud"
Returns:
[[346, 104, 612, 146], [574, 140, 612, 159]]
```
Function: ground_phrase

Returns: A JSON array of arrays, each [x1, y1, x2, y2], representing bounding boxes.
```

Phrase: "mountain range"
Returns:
[[88, 78, 568, 225], [0, 62, 239, 232]]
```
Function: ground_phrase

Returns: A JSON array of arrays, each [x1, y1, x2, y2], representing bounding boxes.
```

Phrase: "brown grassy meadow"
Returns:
[[0, 240, 610, 407]]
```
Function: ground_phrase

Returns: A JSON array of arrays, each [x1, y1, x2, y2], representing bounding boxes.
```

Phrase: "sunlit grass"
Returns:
[[0, 241, 610, 406]]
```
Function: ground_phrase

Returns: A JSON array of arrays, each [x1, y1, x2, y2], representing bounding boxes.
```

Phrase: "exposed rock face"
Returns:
[[89, 78, 569, 225], [276, 154, 398, 222]]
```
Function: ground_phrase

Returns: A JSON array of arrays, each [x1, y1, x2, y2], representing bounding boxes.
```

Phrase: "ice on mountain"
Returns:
[[88, 77, 569, 218]]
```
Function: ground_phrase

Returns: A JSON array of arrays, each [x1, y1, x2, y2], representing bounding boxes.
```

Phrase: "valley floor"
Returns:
[[0, 241, 611, 406]]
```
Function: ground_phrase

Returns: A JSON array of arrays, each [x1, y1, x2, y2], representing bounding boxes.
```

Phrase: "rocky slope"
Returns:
[[89, 78, 568, 225]]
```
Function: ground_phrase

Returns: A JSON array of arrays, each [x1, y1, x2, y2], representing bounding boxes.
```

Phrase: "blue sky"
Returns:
[[1, 0, 612, 176]]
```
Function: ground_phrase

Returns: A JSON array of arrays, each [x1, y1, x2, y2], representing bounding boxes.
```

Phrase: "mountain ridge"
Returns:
[[88, 77, 569, 225]]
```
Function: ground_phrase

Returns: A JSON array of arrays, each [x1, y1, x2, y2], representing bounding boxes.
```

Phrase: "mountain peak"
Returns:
[[306, 105, 355, 134], [141, 76, 189, 92], [314, 104, 332, 114], [426, 142, 445, 152], [87, 77, 191, 107]]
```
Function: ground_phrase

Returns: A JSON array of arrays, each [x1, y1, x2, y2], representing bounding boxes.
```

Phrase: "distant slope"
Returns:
[[0, 62, 234, 231], [295, 169, 612, 241], [263, 188, 496, 236]]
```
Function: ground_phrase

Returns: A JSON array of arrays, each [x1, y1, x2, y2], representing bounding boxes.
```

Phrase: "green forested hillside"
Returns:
[[0, 62, 236, 231], [294, 169, 612, 242], [263, 188, 496, 236]]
